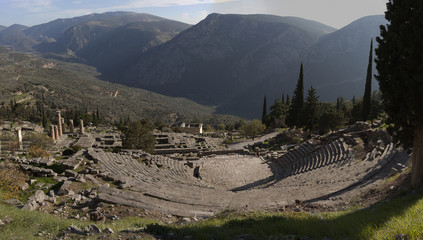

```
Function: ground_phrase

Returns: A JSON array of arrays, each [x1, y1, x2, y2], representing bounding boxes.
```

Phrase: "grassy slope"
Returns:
[[144, 189, 423, 240], [0, 47, 240, 124], [1, 188, 423, 239], [0, 202, 157, 240]]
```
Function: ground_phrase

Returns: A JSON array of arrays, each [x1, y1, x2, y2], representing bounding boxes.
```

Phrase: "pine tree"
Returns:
[[375, 0, 423, 187], [286, 94, 290, 106], [286, 64, 305, 127], [122, 120, 156, 153], [268, 99, 288, 128], [362, 39, 373, 121], [304, 86, 320, 130], [281, 94, 285, 105], [261, 95, 268, 126]]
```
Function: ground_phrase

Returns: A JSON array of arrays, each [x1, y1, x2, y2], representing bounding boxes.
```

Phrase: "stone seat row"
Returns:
[[275, 139, 350, 177], [88, 149, 205, 187], [270, 143, 397, 189], [88, 143, 407, 217]]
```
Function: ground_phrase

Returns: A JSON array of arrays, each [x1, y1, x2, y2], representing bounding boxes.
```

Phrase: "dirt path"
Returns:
[[227, 131, 279, 150]]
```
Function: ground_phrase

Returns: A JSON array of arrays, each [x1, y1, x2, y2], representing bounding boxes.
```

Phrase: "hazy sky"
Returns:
[[0, 0, 388, 29]]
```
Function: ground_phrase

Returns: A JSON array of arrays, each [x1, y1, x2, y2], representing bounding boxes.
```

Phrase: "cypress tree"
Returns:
[[261, 95, 268, 126], [281, 94, 285, 105], [375, 0, 423, 187], [362, 39, 374, 121], [41, 104, 47, 128], [286, 94, 290, 106], [286, 63, 305, 127], [297, 64, 304, 110]]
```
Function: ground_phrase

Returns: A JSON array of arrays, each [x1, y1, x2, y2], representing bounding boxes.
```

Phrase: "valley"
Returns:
[[0, 2, 422, 239], [0, 11, 386, 118]]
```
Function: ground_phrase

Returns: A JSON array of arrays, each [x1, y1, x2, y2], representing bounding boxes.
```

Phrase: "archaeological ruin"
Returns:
[[1, 120, 410, 219]]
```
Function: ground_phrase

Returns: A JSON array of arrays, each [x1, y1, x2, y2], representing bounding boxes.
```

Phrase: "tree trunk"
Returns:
[[411, 125, 423, 188]]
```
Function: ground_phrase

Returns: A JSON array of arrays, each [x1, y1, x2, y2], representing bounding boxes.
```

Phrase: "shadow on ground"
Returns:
[[145, 189, 422, 240]]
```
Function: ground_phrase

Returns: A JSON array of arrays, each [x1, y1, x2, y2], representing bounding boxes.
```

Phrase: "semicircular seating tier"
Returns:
[[87, 135, 409, 217]]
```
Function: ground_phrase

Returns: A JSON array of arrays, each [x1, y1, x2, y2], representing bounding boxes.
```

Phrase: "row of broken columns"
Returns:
[[50, 111, 85, 143]]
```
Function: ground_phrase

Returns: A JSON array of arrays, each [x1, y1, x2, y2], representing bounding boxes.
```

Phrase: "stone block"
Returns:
[[22, 200, 39, 211], [64, 169, 78, 178]]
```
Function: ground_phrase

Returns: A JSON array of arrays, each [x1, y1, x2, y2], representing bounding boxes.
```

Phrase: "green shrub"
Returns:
[[72, 144, 82, 152], [62, 148, 75, 156]]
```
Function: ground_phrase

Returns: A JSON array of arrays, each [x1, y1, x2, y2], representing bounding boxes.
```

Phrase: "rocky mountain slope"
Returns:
[[121, 14, 336, 117], [0, 12, 387, 118], [121, 14, 386, 117], [304, 15, 386, 100], [0, 24, 36, 52], [0, 12, 191, 81], [0, 47, 238, 124]]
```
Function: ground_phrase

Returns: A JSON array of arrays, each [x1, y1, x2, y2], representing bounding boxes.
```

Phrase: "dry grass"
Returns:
[[0, 163, 29, 200]]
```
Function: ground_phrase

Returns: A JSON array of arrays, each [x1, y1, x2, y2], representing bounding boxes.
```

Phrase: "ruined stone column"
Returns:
[[61, 118, 65, 134], [69, 119, 74, 133], [53, 125, 59, 140], [80, 120, 85, 134], [199, 124, 203, 134], [57, 111, 62, 136], [16, 127, 23, 150], [50, 125, 56, 142]]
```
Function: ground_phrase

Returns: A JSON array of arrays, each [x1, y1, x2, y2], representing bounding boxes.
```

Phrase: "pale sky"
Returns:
[[0, 0, 388, 29]]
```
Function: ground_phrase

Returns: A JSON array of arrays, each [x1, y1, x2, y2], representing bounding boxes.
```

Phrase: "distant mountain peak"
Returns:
[[5, 24, 28, 31]]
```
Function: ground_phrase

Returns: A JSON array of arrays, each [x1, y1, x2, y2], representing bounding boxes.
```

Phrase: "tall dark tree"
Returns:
[[362, 39, 374, 121], [41, 104, 49, 129], [375, 0, 423, 187], [96, 107, 100, 122], [369, 91, 383, 120], [304, 86, 320, 131], [286, 64, 304, 127], [261, 95, 268, 126], [286, 94, 290, 106]]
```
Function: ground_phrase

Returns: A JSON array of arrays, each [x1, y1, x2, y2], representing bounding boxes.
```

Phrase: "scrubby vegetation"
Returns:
[[0, 164, 29, 200]]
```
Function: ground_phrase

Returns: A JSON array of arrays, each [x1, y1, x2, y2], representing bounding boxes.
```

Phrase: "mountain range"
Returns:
[[0, 12, 387, 118]]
